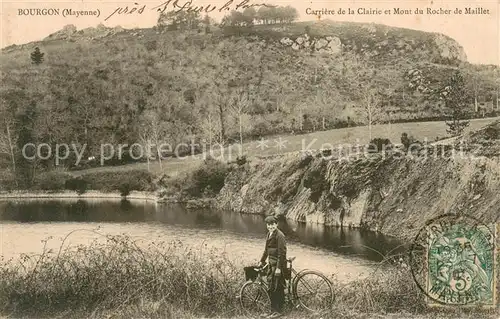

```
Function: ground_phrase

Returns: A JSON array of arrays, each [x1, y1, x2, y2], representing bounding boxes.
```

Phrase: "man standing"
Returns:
[[259, 215, 287, 318]]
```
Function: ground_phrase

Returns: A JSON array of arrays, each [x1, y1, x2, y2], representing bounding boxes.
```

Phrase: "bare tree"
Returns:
[[360, 88, 383, 141], [139, 110, 166, 171], [196, 91, 220, 150], [346, 61, 384, 140], [230, 89, 251, 146], [0, 118, 17, 179], [495, 71, 500, 111], [470, 72, 480, 113]]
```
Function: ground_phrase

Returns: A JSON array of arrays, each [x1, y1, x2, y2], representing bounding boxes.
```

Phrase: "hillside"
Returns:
[[0, 20, 499, 184]]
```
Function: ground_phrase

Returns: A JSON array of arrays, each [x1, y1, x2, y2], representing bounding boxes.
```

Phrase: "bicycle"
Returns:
[[238, 256, 334, 316]]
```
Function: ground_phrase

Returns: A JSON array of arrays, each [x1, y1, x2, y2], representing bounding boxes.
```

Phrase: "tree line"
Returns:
[[157, 5, 299, 31]]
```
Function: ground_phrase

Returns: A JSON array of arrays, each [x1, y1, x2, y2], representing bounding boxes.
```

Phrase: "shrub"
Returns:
[[34, 171, 73, 191], [368, 138, 392, 153], [184, 158, 230, 197], [64, 176, 88, 195], [118, 183, 132, 197], [80, 170, 155, 193], [0, 170, 17, 191], [162, 158, 231, 199], [236, 155, 247, 166]]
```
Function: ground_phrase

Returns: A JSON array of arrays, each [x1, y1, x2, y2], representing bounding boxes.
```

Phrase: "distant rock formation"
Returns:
[[44, 24, 126, 41], [45, 24, 77, 40], [434, 34, 467, 61]]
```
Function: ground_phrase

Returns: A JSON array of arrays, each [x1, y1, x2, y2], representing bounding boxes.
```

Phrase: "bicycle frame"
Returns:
[[240, 261, 334, 314], [253, 262, 305, 307]]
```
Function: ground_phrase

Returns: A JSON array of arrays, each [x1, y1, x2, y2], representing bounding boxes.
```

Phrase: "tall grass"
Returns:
[[0, 232, 241, 318], [0, 234, 497, 318]]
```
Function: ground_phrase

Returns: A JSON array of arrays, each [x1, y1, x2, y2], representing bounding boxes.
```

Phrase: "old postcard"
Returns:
[[1, 0, 499, 318]]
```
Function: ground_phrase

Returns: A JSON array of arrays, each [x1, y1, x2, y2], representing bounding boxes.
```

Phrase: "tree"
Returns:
[[222, 10, 254, 27], [441, 71, 471, 137], [157, 10, 201, 31], [281, 5, 298, 23], [468, 71, 481, 113], [230, 88, 251, 145], [341, 58, 385, 140], [360, 88, 383, 140], [15, 101, 38, 187], [0, 117, 17, 182], [30, 47, 44, 65], [197, 91, 219, 149], [139, 110, 166, 170]]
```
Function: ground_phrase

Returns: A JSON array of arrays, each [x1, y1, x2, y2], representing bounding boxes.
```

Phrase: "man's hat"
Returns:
[[265, 215, 277, 224]]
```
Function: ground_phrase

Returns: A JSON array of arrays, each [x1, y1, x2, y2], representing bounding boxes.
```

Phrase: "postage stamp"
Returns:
[[410, 214, 497, 307]]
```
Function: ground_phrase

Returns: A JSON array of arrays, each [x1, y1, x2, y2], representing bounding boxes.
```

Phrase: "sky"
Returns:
[[1, 0, 499, 65]]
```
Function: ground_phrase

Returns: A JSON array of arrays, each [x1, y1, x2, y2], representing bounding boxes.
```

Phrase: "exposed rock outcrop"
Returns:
[[280, 34, 342, 55], [434, 34, 467, 62], [44, 24, 126, 41], [45, 24, 77, 40]]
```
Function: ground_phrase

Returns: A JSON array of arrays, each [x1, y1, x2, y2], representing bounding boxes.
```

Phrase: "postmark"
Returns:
[[409, 214, 497, 307]]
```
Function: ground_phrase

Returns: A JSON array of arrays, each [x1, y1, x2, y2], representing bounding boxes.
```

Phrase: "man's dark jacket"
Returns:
[[260, 229, 287, 270]]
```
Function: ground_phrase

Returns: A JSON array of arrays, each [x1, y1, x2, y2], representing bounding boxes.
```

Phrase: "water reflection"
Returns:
[[0, 199, 404, 262]]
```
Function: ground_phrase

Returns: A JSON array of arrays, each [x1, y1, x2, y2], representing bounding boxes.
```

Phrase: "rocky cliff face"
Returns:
[[216, 122, 500, 240]]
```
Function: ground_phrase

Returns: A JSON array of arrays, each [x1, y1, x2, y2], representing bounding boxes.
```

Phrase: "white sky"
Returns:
[[1, 0, 499, 65]]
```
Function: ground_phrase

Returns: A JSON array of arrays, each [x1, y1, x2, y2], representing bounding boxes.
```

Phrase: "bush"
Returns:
[[401, 132, 420, 150], [0, 170, 17, 191], [162, 158, 230, 199], [236, 155, 247, 166], [34, 171, 73, 191], [184, 158, 230, 197], [80, 170, 155, 193], [64, 176, 88, 195], [368, 138, 392, 153]]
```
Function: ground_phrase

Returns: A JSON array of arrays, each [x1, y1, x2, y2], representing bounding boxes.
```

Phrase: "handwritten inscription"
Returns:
[[104, 3, 146, 21], [105, 0, 275, 21]]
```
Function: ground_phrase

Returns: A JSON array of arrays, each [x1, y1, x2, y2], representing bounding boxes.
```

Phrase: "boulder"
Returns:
[[280, 37, 293, 46], [314, 38, 328, 50], [327, 37, 342, 54]]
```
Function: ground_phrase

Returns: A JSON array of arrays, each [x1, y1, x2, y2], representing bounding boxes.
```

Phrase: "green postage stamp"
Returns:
[[425, 218, 497, 307]]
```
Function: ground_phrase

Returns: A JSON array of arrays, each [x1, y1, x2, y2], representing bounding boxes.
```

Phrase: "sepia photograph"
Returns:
[[0, 0, 499, 318]]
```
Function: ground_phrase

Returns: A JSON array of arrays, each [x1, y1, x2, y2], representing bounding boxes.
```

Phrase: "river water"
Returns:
[[0, 198, 404, 282]]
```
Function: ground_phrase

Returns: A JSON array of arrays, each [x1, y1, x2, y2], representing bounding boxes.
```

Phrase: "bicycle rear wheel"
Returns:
[[292, 270, 334, 313], [239, 281, 271, 315]]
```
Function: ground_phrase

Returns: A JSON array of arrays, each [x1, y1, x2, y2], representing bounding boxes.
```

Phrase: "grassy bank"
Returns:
[[0, 234, 497, 319], [63, 117, 500, 177], [0, 190, 156, 200]]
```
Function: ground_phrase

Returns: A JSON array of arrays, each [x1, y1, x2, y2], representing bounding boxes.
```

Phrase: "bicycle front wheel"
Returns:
[[292, 270, 334, 313], [239, 281, 271, 315]]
